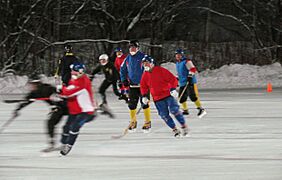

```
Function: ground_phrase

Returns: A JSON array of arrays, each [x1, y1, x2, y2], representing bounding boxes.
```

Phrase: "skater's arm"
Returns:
[[185, 59, 197, 76], [90, 65, 101, 80], [140, 74, 149, 96], [61, 80, 86, 97], [120, 58, 128, 82], [162, 68, 178, 89]]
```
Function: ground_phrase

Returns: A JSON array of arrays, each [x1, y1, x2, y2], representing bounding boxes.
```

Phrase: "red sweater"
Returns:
[[140, 66, 178, 101], [61, 75, 95, 115], [114, 54, 127, 72]]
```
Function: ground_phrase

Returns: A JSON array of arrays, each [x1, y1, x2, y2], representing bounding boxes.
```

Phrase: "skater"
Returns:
[[120, 40, 151, 132], [175, 48, 207, 118], [140, 55, 189, 137], [12, 77, 68, 152], [114, 47, 129, 98], [59, 62, 96, 156], [57, 44, 79, 85], [91, 53, 128, 106]]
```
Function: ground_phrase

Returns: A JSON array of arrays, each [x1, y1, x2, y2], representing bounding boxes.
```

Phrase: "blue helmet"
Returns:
[[175, 48, 184, 55], [70, 62, 86, 73], [142, 55, 155, 64], [114, 47, 123, 52]]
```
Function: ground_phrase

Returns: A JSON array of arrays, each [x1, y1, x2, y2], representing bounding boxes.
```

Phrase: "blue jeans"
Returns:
[[155, 96, 185, 129]]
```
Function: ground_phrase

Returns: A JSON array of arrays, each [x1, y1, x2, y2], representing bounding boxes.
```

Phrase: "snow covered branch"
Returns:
[[126, 0, 153, 32], [191, 6, 252, 32]]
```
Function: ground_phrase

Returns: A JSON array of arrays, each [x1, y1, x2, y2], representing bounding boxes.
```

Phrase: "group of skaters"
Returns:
[[11, 40, 206, 156]]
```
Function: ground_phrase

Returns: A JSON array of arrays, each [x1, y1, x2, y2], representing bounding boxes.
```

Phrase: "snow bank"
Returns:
[[0, 62, 281, 94], [162, 62, 282, 89]]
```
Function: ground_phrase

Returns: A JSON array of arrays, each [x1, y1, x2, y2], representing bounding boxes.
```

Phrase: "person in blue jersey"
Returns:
[[120, 40, 151, 132], [175, 49, 207, 118]]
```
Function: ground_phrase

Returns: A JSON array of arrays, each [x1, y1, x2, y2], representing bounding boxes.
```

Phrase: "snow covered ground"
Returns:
[[0, 89, 282, 180], [0, 62, 282, 94]]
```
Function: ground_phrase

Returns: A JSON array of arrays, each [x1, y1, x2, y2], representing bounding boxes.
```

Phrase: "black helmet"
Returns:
[[65, 44, 72, 52], [129, 40, 140, 48]]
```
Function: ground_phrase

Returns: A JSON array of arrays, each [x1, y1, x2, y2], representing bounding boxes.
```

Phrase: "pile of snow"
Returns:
[[162, 62, 282, 89], [0, 62, 281, 94]]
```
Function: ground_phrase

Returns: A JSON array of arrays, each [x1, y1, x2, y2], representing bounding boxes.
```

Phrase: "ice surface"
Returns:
[[0, 89, 281, 180]]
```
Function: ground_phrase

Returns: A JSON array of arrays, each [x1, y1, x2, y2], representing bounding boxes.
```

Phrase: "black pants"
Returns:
[[47, 106, 68, 139], [128, 87, 149, 110], [99, 79, 121, 104], [178, 84, 198, 103]]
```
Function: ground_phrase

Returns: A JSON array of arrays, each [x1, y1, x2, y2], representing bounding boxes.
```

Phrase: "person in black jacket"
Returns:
[[12, 78, 68, 152], [57, 44, 79, 85], [91, 54, 128, 106]]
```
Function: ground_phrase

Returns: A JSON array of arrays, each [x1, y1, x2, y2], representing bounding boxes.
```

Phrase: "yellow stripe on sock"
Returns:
[[181, 102, 188, 111], [195, 99, 202, 108], [194, 84, 199, 97], [143, 108, 151, 122], [130, 109, 137, 122]]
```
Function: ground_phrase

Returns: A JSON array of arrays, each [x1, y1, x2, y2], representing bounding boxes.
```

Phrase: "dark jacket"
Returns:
[[91, 62, 119, 82], [58, 52, 79, 85]]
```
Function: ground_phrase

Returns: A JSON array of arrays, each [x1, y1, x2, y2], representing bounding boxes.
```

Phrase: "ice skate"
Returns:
[[142, 121, 151, 133], [182, 109, 189, 115], [41, 138, 58, 153], [60, 144, 72, 156], [128, 121, 137, 133], [118, 94, 129, 103], [181, 126, 190, 137], [99, 103, 115, 118], [197, 107, 207, 118], [173, 128, 181, 138], [41, 145, 56, 153]]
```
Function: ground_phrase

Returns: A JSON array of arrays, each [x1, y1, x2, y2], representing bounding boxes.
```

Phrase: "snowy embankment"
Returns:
[[0, 62, 282, 94], [162, 62, 282, 89]]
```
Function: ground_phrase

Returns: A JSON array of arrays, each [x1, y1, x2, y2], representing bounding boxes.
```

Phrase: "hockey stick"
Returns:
[[111, 128, 129, 139], [178, 82, 189, 102], [0, 114, 18, 134], [4, 97, 51, 103]]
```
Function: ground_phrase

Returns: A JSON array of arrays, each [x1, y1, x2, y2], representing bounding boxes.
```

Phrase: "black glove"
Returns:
[[187, 75, 193, 85], [122, 80, 130, 87]]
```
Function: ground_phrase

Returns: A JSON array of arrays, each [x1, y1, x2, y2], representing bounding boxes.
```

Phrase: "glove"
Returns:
[[122, 80, 130, 87], [142, 96, 149, 105], [49, 93, 63, 102], [187, 75, 193, 85], [56, 85, 63, 93], [170, 88, 178, 99]]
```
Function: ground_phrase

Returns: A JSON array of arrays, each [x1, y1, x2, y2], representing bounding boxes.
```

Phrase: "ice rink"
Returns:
[[0, 89, 282, 180]]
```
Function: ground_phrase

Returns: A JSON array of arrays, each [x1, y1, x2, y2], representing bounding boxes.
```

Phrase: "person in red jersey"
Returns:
[[140, 55, 189, 137], [114, 47, 129, 100], [58, 62, 96, 156]]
